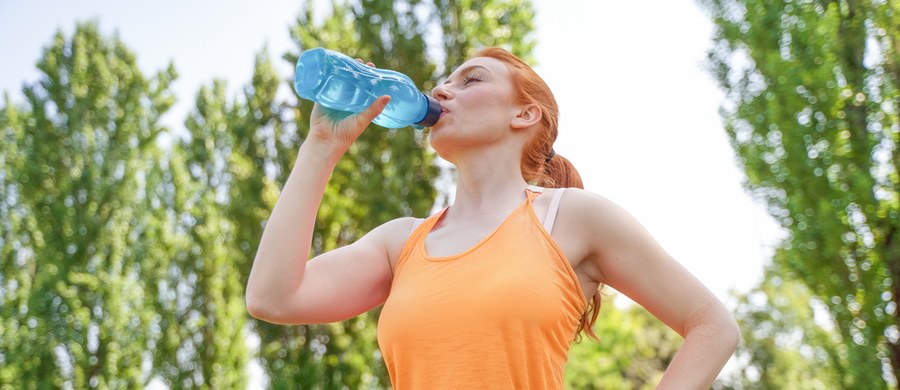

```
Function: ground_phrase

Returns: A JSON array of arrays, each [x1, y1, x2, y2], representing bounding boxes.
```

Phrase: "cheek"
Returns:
[[458, 96, 509, 124], [466, 90, 504, 108], [469, 88, 516, 117]]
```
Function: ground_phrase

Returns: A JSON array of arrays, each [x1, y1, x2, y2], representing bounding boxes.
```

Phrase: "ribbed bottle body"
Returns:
[[294, 48, 438, 128]]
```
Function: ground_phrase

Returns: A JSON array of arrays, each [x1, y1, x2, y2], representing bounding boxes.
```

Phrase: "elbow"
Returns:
[[245, 291, 269, 320], [245, 286, 283, 322], [686, 302, 741, 355], [245, 289, 307, 325], [246, 295, 287, 323], [245, 273, 283, 322], [722, 313, 741, 354]]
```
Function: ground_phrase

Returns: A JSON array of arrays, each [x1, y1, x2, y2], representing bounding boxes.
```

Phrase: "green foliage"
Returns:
[[147, 80, 253, 388], [565, 296, 682, 390], [700, 0, 900, 387], [0, 22, 176, 388], [716, 264, 845, 389], [433, 0, 538, 70]]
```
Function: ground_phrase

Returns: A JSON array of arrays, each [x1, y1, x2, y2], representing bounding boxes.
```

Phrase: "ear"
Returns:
[[510, 103, 542, 130]]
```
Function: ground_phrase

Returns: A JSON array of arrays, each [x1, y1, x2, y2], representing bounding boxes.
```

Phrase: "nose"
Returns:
[[431, 83, 453, 101]]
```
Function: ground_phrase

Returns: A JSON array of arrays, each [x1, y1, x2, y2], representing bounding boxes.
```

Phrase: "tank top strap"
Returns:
[[525, 185, 544, 203], [396, 208, 447, 272]]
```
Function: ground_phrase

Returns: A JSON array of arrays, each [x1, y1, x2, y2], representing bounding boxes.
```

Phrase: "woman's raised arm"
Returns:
[[245, 96, 407, 325]]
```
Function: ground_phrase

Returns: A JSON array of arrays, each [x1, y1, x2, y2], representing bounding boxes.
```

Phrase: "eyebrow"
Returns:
[[443, 65, 492, 84]]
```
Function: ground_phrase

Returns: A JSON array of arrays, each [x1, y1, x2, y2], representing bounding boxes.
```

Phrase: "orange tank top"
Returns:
[[377, 188, 587, 389]]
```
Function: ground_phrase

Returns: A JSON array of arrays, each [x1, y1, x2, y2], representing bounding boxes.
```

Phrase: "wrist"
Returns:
[[298, 138, 346, 166]]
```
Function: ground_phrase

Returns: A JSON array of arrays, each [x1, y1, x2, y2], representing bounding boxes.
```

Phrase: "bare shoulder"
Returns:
[[556, 188, 633, 231], [363, 216, 423, 268], [369, 216, 420, 236], [365, 216, 420, 246], [554, 188, 653, 264]]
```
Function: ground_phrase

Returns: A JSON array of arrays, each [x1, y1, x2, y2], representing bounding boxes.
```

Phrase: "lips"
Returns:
[[436, 107, 449, 122]]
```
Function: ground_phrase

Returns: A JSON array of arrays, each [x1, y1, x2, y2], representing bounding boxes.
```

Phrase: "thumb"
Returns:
[[355, 95, 391, 126]]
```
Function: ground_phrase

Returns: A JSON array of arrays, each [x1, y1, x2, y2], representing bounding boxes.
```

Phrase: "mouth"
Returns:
[[432, 106, 446, 123]]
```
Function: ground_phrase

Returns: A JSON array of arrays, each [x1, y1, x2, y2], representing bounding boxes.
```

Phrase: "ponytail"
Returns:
[[539, 153, 583, 189]]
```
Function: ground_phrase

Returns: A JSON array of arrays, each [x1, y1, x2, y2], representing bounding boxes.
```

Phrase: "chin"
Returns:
[[427, 132, 449, 155], [427, 130, 458, 161]]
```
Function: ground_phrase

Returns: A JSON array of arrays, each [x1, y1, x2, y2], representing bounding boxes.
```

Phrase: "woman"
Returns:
[[246, 47, 739, 389]]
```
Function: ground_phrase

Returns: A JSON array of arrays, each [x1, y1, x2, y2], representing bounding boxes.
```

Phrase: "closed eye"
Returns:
[[463, 74, 483, 84]]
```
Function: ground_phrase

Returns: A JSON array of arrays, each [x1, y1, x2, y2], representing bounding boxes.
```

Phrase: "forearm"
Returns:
[[657, 311, 740, 389], [245, 141, 340, 312]]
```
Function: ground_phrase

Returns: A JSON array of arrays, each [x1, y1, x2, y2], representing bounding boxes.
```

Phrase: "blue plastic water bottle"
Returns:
[[294, 48, 442, 129]]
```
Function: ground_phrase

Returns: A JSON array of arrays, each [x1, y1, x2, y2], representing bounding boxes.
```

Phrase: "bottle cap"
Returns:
[[416, 95, 442, 127]]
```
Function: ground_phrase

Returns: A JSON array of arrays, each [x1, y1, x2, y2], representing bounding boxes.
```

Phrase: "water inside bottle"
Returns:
[[296, 48, 431, 128]]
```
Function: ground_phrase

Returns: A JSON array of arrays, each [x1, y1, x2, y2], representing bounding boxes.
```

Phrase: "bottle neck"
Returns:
[[415, 94, 442, 127]]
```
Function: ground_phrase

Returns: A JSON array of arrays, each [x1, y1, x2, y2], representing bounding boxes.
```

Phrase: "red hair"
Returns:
[[472, 47, 600, 340]]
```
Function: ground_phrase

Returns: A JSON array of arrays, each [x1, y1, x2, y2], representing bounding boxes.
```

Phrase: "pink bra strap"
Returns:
[[543, 188, 567, 234]]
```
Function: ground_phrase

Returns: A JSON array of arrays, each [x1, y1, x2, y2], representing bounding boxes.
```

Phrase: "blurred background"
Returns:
[[0, 0, 897, 388]]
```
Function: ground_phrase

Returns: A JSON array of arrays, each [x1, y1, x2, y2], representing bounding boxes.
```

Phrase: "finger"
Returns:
[[355, 58, 376, 68], [356, 95, 391, 125]]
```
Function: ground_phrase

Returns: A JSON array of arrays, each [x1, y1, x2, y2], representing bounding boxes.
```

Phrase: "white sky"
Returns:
[[1, 0, 781, 385], [531, 0, 781, 300]]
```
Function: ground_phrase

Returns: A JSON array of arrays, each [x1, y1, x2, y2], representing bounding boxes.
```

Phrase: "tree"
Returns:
[[433, 0, 537, 72], [700, 0, 899, 387], [144, 80, 253, 389], [565, 295, 682, 390], [714, 264, 845, 389], [0, 22, 176, 388]]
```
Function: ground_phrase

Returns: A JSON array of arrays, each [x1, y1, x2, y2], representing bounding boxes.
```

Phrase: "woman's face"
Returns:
[[428, 57, 521, 158]]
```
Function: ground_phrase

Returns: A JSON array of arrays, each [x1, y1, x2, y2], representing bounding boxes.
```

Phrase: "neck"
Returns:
[[448, 147, 529, 218]]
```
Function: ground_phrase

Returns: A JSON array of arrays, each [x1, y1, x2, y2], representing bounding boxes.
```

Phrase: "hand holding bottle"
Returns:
[[307, 94, 391, 157], [306, 58, 390, 158]]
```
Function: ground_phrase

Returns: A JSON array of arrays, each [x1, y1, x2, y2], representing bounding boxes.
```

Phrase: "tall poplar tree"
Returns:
[[0, 22, 176, 388], [700, 0, 899, 387]]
